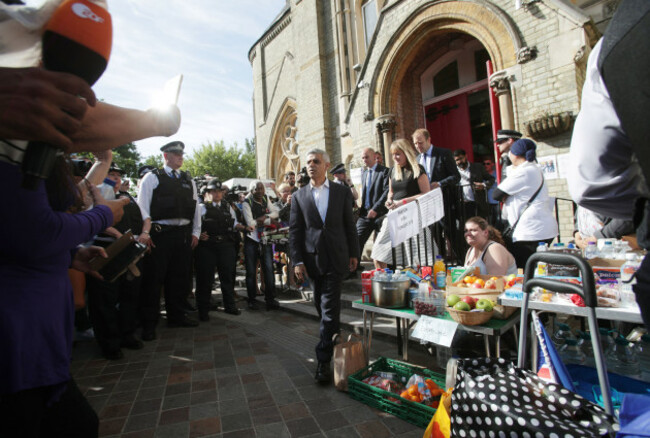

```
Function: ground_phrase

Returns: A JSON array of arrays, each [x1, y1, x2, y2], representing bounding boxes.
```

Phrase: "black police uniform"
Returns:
[[86, 190, 144, 358], [140, 168, 197, 331], [195, 201, 240, 318]]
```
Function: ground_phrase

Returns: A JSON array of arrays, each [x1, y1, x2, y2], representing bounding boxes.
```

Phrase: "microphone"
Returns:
[[21, 0, 112, 190]]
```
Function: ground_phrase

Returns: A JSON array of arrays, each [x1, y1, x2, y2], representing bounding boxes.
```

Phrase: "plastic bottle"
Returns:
[[577, 330, 596, 368], [599, 327, 615, 356], [559, 338, 586, 365], [584, 241, 598, 259], [551, 322, 573, 348], [620, 253, 640, 295], [97, 177, 116, 201], [601, 240, 615, 259], [607, 336, 640, 377], [535, 242, 548, 276], [433, 255, 446, 289], [636, 334, 650, 382]]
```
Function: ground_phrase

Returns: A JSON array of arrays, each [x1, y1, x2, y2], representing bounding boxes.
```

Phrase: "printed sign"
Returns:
[[417, 188, 445, 228], [411, 315, 458, 347]]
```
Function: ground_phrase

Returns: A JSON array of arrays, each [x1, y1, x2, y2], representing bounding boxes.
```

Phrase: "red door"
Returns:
[[424, 93, 473, 162]]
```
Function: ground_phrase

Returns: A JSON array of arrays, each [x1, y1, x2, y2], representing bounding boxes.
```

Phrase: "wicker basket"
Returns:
[[446, 307, 493, 326]]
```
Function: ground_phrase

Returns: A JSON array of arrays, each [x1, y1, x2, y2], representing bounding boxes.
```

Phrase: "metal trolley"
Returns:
[[516, 252, 615, 415]]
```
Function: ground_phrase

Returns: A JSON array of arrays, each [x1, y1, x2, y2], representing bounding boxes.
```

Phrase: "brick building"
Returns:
[[248, 0, 619, 243]]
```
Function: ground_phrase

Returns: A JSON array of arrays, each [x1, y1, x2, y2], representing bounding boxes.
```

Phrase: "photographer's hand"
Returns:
[[0, 67, 96, 150], [71, 245, 107, 280]]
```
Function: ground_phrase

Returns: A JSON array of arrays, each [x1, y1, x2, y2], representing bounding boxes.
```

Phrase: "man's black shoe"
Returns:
[[103, 349, 124, 361], [248, 301, 260, 311], [141, 327, 156, 342], [224, 308, 241, 315], [121, 336, 144, 350], [266, 300, 281, 311], [314, 361, 331, 384], [167, 314, 199, 328], [199, 311, 210, 322]]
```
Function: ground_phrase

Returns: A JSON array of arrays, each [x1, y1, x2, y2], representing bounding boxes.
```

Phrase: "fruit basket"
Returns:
[[348, 357, 445, 428], [446, 307, 493, 326]]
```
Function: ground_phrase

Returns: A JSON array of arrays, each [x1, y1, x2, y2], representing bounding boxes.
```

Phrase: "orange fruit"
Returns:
[[400, 390, 409, 399]]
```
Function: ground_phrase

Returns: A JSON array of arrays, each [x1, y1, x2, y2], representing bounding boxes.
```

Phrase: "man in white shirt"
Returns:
[[137, 141, 201, 340]]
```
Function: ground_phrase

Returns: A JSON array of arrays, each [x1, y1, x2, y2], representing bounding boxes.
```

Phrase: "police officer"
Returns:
[[137, 141, 201, 340], [86, 163, 145, 359], [195, 180, 249, 320]]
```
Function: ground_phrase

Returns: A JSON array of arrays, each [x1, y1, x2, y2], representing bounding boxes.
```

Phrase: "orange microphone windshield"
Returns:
[[42, 0, 112, 85]]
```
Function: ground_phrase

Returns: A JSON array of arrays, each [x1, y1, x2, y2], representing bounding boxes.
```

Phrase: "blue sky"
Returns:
[[89, 0, 287, 159]]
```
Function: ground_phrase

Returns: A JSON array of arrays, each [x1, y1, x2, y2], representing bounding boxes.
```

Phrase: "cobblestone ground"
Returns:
[[71, 292, 436, 438]]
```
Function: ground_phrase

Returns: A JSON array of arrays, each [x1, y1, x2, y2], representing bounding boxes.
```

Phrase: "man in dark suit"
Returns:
[[412, 128, 459, 189], [357, 147, 389, 261], [289, 149, 359, 384], [453, 149, 495, 220]]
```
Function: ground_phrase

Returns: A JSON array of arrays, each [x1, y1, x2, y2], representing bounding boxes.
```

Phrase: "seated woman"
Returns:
[[464, 216, 517, 276]]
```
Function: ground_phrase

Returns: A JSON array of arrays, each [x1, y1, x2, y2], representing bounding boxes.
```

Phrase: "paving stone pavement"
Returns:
[[71, 289, 441, 438]]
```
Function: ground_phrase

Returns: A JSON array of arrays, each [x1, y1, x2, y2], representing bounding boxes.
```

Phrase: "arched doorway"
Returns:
[[370, 1, 521, 155]]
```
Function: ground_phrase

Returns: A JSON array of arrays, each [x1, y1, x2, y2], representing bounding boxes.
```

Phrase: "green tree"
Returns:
[[141, 154, 163, 169], [183, 139, 256, 180], [112, 142, 141, 179]]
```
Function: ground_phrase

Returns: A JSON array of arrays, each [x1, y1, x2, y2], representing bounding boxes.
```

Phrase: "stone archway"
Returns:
[[370, 1, 522, 135], [268, 98, 299, 182]]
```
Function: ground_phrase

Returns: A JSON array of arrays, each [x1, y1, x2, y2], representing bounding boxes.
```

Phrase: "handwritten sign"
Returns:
[[411, 315, 458, 347], [417, 188, 445, 228], [386, 201, 420, 247]]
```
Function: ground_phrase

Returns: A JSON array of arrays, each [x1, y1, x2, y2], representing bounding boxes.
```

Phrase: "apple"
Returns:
[[446, 294, 461, 307], [471, 282, 483, 289], [453, 301, 471, 311], [505, 274, 517, 288], [484, 279, 497, 290], [475, 299, 493, 312], [461, 296, 476, 309]]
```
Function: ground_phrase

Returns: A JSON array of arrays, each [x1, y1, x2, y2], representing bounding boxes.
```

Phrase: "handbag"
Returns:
[[332, 334, 367, 391], [450, 357, 618, 437], [502, 171, 544, 243], [423, 388, 453, 438]]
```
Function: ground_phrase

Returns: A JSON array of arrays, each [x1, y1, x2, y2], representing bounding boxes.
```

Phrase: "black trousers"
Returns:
[[304, 256, 344, 363], [0, 379, 98, 438], [195, 240, 238, 313], [139, 225, 193, 326], [509, 237, 555, 270], [86, 263, 141, 353], [356, 215, 383, 260]]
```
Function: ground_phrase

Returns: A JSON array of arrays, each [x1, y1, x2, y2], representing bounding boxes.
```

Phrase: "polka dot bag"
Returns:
[[450, 357, 619, 437]]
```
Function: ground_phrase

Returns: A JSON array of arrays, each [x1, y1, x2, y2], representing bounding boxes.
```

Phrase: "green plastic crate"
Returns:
[[347, 357, 445, 428]]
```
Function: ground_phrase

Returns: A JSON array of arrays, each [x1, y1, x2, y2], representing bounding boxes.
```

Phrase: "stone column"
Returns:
[[489, 71, 514, 130], [376, 114, 396, 166]]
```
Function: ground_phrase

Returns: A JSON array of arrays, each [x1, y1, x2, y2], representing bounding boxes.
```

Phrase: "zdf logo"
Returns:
[[71, 2, 105, 23]]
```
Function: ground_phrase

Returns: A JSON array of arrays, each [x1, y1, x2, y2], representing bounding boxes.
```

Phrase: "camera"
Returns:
[[297, 167, 309, 187], [226, 184, 246, 203], [70, 159, 92, 177]]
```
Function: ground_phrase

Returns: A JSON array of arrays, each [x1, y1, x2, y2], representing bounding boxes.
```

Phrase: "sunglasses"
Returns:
[[483, 161, 493, 165]]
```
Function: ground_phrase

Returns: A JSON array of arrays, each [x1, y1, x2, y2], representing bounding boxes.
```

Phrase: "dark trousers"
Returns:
[[462, 201, 477, 221], [244, 238, 276, 303], [195, 240, 238, 313], [509, 237, 555, 270], [86, 264, 141, 353], [139, 226, 193, 326], [633, 253, 650, 332], [0, 379, 98, 438], [356, 215, 383, 260], [307, 268, 343, 363]]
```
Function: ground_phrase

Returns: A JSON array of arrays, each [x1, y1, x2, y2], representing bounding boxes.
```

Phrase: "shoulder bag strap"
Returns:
[[508, 170, 545, 234]]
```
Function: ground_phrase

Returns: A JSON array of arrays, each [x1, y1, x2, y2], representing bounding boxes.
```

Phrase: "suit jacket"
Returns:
[[289, 181, 359, 276], [467, 162, 496, 190], [418, 146, 460, 187], [360, 164, 390, 217]]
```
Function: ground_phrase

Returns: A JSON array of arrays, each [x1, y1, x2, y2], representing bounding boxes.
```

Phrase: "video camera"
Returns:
[[226, 184, 246, 203]]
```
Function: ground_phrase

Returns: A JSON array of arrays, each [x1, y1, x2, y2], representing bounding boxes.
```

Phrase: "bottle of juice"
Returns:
[[433, 255, 446, 289]]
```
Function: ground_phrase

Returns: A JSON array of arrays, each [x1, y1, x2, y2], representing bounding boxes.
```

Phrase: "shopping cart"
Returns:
[[516, 252, 615, 415]]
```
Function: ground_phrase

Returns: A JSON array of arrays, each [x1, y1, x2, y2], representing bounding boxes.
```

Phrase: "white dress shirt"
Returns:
[[310, 178, 330, 223]]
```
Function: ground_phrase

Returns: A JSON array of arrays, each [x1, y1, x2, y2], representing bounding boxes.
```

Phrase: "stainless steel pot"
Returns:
[[371, 279, 410, 308]]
